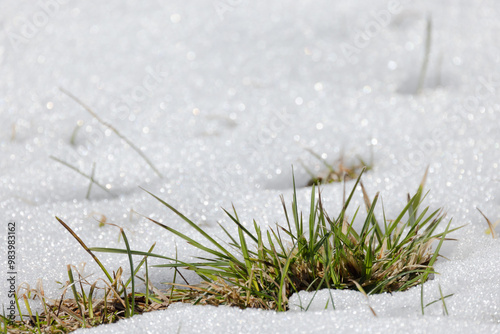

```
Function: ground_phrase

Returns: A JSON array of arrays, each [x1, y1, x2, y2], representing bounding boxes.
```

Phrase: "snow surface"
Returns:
[[1, 0, 499, 333]]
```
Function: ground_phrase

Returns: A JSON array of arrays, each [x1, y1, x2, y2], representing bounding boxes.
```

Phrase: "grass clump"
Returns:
[[112, 169, 458, 311], [0, 55, 465, 334], [303, 149, 371, 186], [0, 265, 169, 333], [1, 278, 178, 334], [1, 169, 460, 332], [0, 222, 168, 333]]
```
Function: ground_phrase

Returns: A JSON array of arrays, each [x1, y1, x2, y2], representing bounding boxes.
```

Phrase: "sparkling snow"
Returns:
[[1, 0, 499, 333]]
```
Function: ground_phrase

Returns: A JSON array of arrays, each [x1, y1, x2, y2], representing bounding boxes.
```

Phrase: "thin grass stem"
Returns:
[[50, 156, 113, 197], [59, 87, 163, 178]]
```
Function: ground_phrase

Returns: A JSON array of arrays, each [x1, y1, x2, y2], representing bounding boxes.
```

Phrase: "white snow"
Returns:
[[1, 0, 499, 333]]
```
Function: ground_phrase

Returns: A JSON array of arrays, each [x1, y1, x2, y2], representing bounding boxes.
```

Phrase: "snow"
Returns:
[[1, 0, 499, 333]]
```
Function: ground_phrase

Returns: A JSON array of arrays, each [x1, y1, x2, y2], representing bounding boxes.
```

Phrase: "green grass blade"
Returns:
[[146, 217, 243, 266], [423, 219, 452, 282], [142, 189, 243, 264], [438, 284, 449, 315], [89, 247, 174, 260], [50, 156, 114, 196], [359, 192, 379, 240], [123, 243, 156, 291], [425, 293, 454, 308], [14, 293, 23, 323], [222, 207, 259, 244], [117, 227, 135, 317], [238, 225, 252, 274], [291, 172, 301, 237], [420, 283, 425, 315], [67, 265, 86, 327]]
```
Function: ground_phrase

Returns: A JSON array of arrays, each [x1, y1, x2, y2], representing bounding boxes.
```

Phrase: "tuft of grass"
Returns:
[[3, 170, 461, 331], [2, 222, 167, 333], [95, 169, 460, 311], [303, 149, 372, 186], [1, 265, 170, 333]]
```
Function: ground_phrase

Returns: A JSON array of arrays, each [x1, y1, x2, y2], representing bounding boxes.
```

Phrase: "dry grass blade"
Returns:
[[359, 181, 372, 210], [50, 156, 114, 197], [59, 87, 163, 179], [477, 208, 497, 239], [350, 279, 377, 317], [56, 217, 113, 283]]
